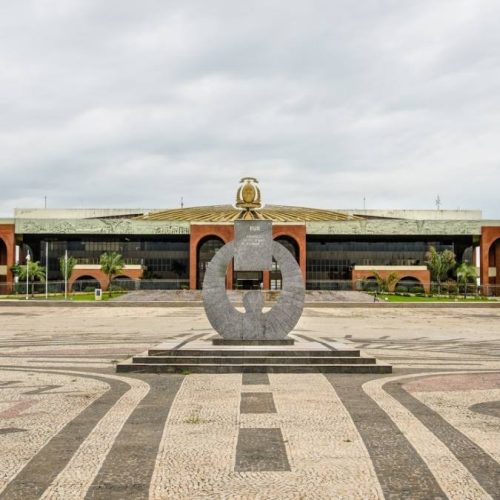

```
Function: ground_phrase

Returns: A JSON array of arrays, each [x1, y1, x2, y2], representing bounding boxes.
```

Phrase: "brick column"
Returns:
[[496, 242, 500, 297], [0, 224, 15, 293], [480, 227, 500, 295], [263, 270, 271, 290]]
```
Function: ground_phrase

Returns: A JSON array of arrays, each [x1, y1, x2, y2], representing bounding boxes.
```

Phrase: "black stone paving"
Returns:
[[386, 379, 500, 500], [326, 373, 447, 499], [240, 392, 277, 414], [234, 428, 290, 472], [85, 373, 184, 500], [0, 428, 26, 435], [242, 372, 270, 385], [470, 400, 500, 419], [0, 368, 129, 500]]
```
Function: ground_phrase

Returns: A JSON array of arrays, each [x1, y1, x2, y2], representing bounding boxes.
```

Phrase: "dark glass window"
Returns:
[[197, 237, 224, 289], [305, 237, 468, 290], [0, 238, 7, 266], [32, 236, 189, 286]]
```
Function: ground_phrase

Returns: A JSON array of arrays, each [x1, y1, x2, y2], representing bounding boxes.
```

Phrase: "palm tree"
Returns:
[[456, 262, 477, 298], [100, 252, 124, 295], [371, 270, 399, 293], [425, 246, 456, 295], [17, 261, 46, 297]]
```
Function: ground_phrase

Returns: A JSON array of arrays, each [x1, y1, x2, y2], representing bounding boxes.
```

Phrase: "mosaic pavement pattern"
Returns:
[[0, 306, 499, 499]]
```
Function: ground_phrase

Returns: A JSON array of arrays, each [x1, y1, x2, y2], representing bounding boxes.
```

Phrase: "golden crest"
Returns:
[[242, 184, 255, 203], [235, 177, 262, 209]]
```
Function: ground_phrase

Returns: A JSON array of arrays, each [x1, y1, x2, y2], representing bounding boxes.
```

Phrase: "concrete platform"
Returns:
[[211, 338, 295, 346], [116, 334, 392, 374]]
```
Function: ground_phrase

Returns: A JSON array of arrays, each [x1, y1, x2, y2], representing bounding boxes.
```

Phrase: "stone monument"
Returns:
[[117, 177, 391, 373], [202, 178, 305, 342]]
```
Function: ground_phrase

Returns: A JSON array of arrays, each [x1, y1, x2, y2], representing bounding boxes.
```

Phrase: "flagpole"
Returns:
[[45, 241, 49, 300], [64, 250, 68, 300]]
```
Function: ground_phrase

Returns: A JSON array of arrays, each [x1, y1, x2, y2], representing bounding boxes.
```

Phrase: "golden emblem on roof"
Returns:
[[235, 177, 262, 210], [135, 177, 364, 222]]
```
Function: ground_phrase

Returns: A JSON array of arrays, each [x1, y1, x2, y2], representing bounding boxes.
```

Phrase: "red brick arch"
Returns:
[[352, 267, 431, 293], [481, 227, 500, 295], [267, 226, 306, 289], [69, 267, 143, 291], [189, 225, 234, 290], [272, 225, 306, 276], [0, 224, 15, 292], [394, 276, 426, 291]]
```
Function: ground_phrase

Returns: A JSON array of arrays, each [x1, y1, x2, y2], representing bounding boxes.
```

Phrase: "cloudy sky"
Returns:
[[1, 0, 499, 217]]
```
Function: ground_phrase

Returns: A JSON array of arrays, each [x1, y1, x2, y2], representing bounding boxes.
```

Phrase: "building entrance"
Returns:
[[233, 271, 263, 290]]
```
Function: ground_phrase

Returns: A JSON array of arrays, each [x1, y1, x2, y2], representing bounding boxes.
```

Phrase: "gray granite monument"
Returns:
[[202, 221, 305, 341]]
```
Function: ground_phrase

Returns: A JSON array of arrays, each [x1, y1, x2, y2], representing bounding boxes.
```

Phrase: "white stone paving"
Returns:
[[0, 369, 109, 494], [150, 373, 383, 500], [270, 373, 383, 499], [1, 306, 500, 498], [39, 371, 150, 500], [363, 372, 494, 500], [411, 387, 500, 465], [150, 374, 241, 499]]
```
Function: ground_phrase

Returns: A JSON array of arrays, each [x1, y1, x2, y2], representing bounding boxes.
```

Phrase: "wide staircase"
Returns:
[[116, 337, 392, 374]]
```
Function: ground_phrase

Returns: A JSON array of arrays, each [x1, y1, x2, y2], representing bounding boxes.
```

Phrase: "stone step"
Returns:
[[148, 349, 361, 357], [133, 356, 376, 365], [212, 338, 295, 346], [116, 363, 392, 374]]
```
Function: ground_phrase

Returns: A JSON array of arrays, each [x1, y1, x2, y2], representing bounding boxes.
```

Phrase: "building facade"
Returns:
[[1, 186, 500, 295]]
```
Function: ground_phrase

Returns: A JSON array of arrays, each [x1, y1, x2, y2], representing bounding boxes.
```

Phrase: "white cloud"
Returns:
[[0, 0, 499, 217]]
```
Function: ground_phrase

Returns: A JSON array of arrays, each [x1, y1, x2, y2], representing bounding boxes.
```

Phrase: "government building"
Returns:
[[1, 178, 499, 295]]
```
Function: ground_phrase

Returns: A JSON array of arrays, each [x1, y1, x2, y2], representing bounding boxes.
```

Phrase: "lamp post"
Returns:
[[25, 251, 31, 300]]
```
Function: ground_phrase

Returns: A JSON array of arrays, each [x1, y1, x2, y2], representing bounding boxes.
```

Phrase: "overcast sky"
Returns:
[[1, 0, 499, 217]]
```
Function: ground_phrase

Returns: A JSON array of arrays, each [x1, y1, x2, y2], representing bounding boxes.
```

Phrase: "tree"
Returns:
[[456, 262, 477, 298], [17, 261, 46, 297], [100, 252, 124, 295], [59, 255, 78, 282], [370, 270, 399, 293], [10, 264, 21, 277], [425, 246, 456, 295]]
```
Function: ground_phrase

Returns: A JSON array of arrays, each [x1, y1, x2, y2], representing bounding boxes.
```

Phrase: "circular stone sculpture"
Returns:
[[202, 241, 305, 340]]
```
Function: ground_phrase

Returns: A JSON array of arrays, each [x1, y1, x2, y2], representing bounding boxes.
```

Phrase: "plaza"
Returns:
[[2, 0, 500, 496], [0, 304, 499, 499]]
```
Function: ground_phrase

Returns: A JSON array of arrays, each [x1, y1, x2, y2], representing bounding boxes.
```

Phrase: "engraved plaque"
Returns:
[[234, 220, 272, 271]]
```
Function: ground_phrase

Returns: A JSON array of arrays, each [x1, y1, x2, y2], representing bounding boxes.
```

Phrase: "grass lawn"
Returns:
[[372, 293, 496, 302]]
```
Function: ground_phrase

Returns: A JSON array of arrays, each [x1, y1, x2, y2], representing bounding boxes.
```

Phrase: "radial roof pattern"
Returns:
[[136, 205, 362, 223]]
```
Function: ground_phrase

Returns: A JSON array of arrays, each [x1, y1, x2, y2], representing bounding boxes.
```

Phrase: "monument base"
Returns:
[[212, 338, 294, 346], [116, 334, 392, 374]]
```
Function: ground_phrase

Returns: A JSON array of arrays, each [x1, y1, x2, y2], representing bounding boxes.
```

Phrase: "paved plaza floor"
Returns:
[[0, 306, 499, 499]]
